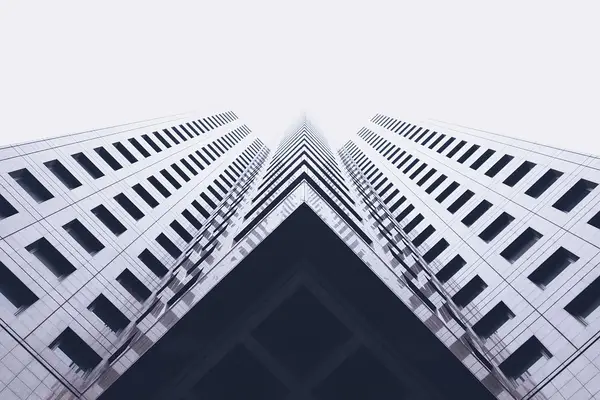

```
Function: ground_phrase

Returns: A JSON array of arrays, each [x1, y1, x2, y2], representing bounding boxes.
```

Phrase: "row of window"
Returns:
[[366, 119, 599, 215], [0, 140, 266, 376], [344, 140, 600, 380], [348, 139, 600, 317], [355, 127, 600, 283], [0, 126, 251, 231], [251, 130, 355, 222], [262, 129, 349, 198]]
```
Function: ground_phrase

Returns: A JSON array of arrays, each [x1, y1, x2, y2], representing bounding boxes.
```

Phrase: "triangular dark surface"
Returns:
[[100, 204, 495, 399]]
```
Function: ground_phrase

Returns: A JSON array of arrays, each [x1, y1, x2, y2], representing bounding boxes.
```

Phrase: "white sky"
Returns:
[[0, 1, 599, 153]]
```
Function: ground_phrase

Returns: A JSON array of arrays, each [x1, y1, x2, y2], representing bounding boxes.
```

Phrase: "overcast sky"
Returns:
[[0, 1, 598, 153]]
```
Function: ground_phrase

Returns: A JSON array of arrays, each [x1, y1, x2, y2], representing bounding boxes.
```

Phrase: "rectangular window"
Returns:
[[72, 153, 104, 179], [201, 192, 217, 209], [392, 151, 406, 164], [397, 154, 412, 169], [565, 275, 600, 321], [383, 188, 399, 205], [447, 190, 474, 214], [88, 294, 130, 333], [9, 169, 54, 203], [408, 127, 421, 140], [403, 158, 419, 174], [403, 214, 424, 234], [427, 133, 444, 149], [386, 147, 400, 161], [182, 209, 202, 229], [170, 221, 193, 243], [0, 261, 38, 312], [148, 176, 171, 198], [91, 205, 126, 236], [409, 163, 427, 180], [156, 233, 183, 258], [114, 193, 145, 221], [389, 196, 406, 213], [182, 124, 196, 138], [180, 158, 198, 176], [220, 173, 233, 188], [473, 302, 515, 339], [420, 132, 437, 147], [142, 134, 162, 153], [412, 225, 435, 247], [435, 182, 459, 203], [423, 239, 449, 262], [63, 219, 105, 255], [212, 141, 225, 154], [452, 275, 487, 308], [138, 249, 168, 277], [207, 185, 226, 201], [499, 336, 551, 379], [395, 204, 414, 223], [528, 247, 579, 288], [500, 228, 542, 263], [417, 168, 436, 187], [196, 150, 211, 166], [116, 269, 151, 302], [129, 138, 151, 158], [437, 137, 456, 154], [414, 130, 428, 143], [461, 200, 492, 227], [435, 255, 466, 283], [132, 184, 159, 208], [49, 328, 101, 373], [503, 161, 536, 187], [470, 149, 495, 170], [203, 147, 217, 161], [525, 169, 563, 198], [479, 212, 514, 243], [94, 147, 123, 171], [0, 194, 18, 219], [189, 154, 204, 170], [446, 140, 466, 158], [160, 169, 182, 189], [379, 183, 393, 198], [153, 131, 172, 148], [113, 142, 138, 164], [553, 179, 598, 212], [171, 164, 190, 182], [374, 175, 387, 191], [26, 238, 76, 278], [44, 160, 82, 189], [426, 174, 446, 194], [457, 144, 480, 164], [168, 127, 184, 143], [400, 124, 414, 136], [192, 200, 211, 218], [198, 119, 210, 132], [485, 154, 513, 177], [589, 211, 600, 229]]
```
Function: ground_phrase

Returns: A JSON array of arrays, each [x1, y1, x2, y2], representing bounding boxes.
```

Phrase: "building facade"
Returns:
[[1, 110, 600, 399], [341, 114, 600, 399], [0, 111, 268, 399]]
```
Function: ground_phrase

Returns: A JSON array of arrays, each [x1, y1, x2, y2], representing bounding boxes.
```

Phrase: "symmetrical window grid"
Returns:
[[358, 115, 600, 385]]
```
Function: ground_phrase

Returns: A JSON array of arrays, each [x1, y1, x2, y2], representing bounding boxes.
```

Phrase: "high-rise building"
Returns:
[[1, 111, 600, 399], [340, 114, 600, 399], [0, 111, 269, 399]]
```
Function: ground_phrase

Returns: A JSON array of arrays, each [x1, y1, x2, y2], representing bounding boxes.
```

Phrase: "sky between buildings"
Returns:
[[0, 1, 598, 154]]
